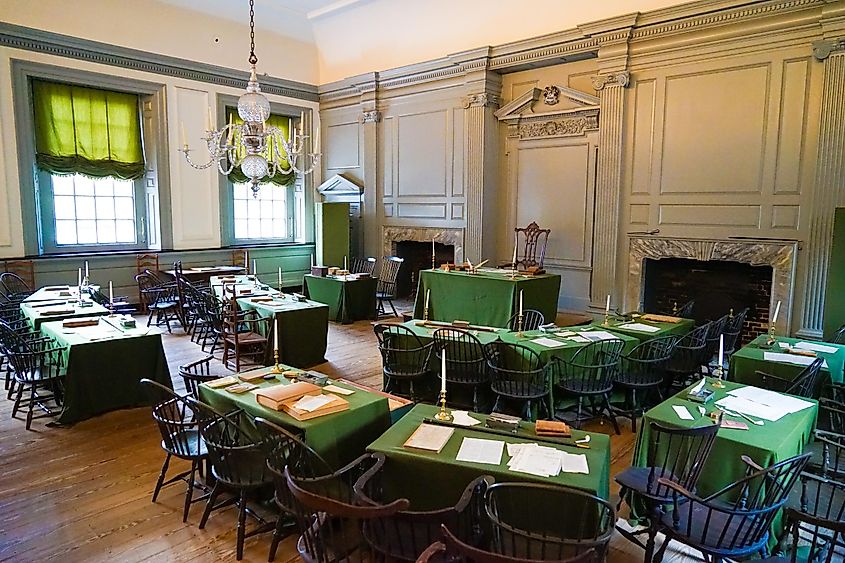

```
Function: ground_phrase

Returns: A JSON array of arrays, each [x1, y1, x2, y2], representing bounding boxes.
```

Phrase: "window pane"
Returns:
[[233, 183, 249, 200], [94, 177, 113, 196], [247, 217, 261, 238], [272, 220, 285, 238], [77, 220, 97, 243], [53, 175, 74, 195], [233, 200, 247, 221], [234, 219, 248, 239], [231, 181, 290, 240], [114, 197, 134, 219], [76, 196, 96, 219], [115, 220, 135, 242], [54, 196, 76, 219], [113, 179, 134, 197], [55, 220, 77, 244], [260, 219, 273, 238], [96, 197, 115, 219], [75, 176, 95, 195], [97, 220, 116, 243]]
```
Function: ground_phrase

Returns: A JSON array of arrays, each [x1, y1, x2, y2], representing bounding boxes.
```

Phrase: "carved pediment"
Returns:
[[494, 85, 599, 122], [316, 173, 363, 196]]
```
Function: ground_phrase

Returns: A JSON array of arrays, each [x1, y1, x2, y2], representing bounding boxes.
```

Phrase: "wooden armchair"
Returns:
[[500, 222, 551, 270], [221, 295, 269, 372]]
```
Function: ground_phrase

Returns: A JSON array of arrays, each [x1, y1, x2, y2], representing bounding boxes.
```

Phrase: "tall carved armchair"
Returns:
[[500, 222, 551, 270]]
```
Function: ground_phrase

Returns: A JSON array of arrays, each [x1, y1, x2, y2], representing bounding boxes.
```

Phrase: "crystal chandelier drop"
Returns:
[[180, 0, 320, 197]]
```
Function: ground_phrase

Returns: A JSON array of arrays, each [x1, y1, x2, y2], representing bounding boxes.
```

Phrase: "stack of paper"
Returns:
[[455, 437, 504, 465], [793, 342, 838, 354], [715, 385, 815, 421], [506, 443, 590, 477], [617, 322, 661, 333], [531, 337, 566, 348], [293, 394, 335, 412], [404, 424, 454, 453], [451, 410, 481, 427], [581, 331, 618, 341], [762, 352, 828, 369]]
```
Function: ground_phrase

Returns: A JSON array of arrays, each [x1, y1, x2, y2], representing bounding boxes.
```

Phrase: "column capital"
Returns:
[[462, 92, 500, 109], [591, 71, 631, 91], [360, 109, 381, 123], [813, 38, 845, 61]]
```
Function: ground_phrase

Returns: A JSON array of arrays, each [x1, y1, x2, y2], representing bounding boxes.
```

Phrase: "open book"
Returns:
[[255, 381, 321, 411]]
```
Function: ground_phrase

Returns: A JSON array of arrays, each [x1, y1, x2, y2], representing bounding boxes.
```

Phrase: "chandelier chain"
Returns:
[[248, 0, 258, 65]]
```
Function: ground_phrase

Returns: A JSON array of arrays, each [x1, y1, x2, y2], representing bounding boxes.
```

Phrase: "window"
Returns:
[[232, 181, 290, 240], [31, 79, 149, 253]]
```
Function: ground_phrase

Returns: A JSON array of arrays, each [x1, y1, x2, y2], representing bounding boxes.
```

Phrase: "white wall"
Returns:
[[311, 0, 690, 83], [0, 0, 319, 84]]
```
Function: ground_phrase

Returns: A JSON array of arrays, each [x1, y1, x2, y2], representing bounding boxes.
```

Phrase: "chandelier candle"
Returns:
[[278, 267, 283, 291]]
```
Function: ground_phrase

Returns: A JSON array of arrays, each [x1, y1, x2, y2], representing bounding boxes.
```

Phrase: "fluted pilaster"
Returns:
[[463, 93, 499, 260]]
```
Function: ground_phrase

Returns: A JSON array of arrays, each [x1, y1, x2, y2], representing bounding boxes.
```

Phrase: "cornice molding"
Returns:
[[0, 22, 319, 102]]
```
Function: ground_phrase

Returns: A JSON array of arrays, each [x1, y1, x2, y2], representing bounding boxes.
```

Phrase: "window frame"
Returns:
[[229, 178, 296, 244], [11, 61, 171, 256]]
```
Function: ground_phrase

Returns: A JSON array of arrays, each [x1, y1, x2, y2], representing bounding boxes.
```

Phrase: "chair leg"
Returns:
[[631, 389, 638, 433], [11, 380, 24, 418], [152, 453, 172, 502], [388, 298, 398, 317], [25, 383, 36, 430], [603, 394, 620, 435], [236, 489, 247, 560], [199, 481, 220, 529], [182, 460, 197, 523], [268, 515, 286, 562]]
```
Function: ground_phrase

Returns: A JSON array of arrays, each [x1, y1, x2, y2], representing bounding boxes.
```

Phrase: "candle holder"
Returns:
[[432, 253, 436, 271], [423, 306, 429, 322], [509, 264, 518, 280], [269, 349, 283, 374], [434, 390, 453, 422], [82, 275, 90, 290], [766, 323, 776, 347], [602, 310, 610, 326], [517, 312, 524, 338], [711, 367, 725, 388]]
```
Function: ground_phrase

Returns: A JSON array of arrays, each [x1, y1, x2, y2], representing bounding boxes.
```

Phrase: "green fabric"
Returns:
[[413, 270, 561, 328], [315, 202, 350, 269], [303, 274, 377, 324], [237, 297, 329, 368], [367, 404, 611, 510], [22, 286, 99, 303], [632, 378, 817, 551], [198, 366, 391, 469], [40, 319, 171, 425], [824, 208, 845, 340], [225, 108, 294, 187], [32, 79, 145, 179], [20, 300, 109, 330], [729, 335, 845, 393], [600, 318, 695, 343]]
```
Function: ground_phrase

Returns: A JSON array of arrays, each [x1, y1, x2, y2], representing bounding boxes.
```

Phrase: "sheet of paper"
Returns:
[[506, 443, 538, 457], [580, 331, 618, 342], [762, 352, 828, 369], [617, 322, 661, 333], [403, 423, 454, 452], [558, 331, 577, 337], [293, 394, 335, 412], [728, 386, 815, 414], [508, 444, 563, 477], [451, 410, 481, 427], [672, 405, 695, 420], [455, 437, 505, 465], [793, 341, 838, 354], [715, 395, 786, 422], [568, 335, 590, 343], [690, 379, 706, 394], [531, 337, 566, 348], [323, 384, 354, 395], [560, 452, 590, 474]]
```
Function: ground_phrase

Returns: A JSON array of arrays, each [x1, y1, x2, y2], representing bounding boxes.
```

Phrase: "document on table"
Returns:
[[715, 396, 787, 422], [508, 444, 563, 477], [793, 341, 838, 354], [762, 352, 828, 369], [672, 405, 695, 420], [451, 410, 481, 427], [531, 337, 567, 348], [403, 423, 454, 453], [293, 394, 335, 412], [456, 437, 505, 465], [580, 331, 619, 342], [617, 322, 661, 333], [560, 452, 589, 474], [323, 384, 354, 395], [728, 386, 815, 415]]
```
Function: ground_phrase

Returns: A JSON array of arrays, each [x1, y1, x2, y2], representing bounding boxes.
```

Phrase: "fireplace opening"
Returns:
[[642, 257, 772, 345], [395, 241, 454, 297]]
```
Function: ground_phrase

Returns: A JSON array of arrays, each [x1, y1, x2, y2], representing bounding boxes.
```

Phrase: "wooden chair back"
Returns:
[[351, 257, 377, 275], [551, 338, 624, 394], [377, 256, 404, 297], [618, 335, 679, 386], [514, 222, 551, 270], [485, 341, 547, 400], [433, 328, 488, 385], [374, 323, 433, 380], [507, 310, 545, 332]]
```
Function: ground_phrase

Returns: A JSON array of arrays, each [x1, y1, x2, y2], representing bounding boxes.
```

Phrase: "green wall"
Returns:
[[824, 207, 845, 340]]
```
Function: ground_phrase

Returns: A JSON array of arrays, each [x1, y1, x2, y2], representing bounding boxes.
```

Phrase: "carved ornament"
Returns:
[[517, 111, 599, 139], [360, 110, 381, 123], [542, 85, 560, 105], [591, 71, 630, 91], [813, 39, 845, 61], [462, 93, 500, 109]]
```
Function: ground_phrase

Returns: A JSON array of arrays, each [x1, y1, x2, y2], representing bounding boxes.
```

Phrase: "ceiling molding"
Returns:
[[307, 0, 369, 20]]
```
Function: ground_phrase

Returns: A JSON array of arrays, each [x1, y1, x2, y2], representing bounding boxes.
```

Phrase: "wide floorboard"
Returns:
[[0, 316, 701, 562]]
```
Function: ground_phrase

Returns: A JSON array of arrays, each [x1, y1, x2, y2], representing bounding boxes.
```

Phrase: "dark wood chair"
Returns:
[[485, 483, 614, 561], [674, 300, 695, 318], [722, 307, 749, 357], [757, 357, 824, 399], [376, 256, 404, 317], [807, 424, 845, 479], [354, 463, 494, 563], [135, 271, 181, 332], [615, 420, 720, 562], [664, 322, 710, 392], [703, 315, 728, 375], [506, 310, 545, 332], [0, 272, 33, 301], [189, 398, 275, 561], [283, 453, 410, 563], [1, 260, 35, 298], [178, 355, 228, 400], [762, 504, 845, 563], [418, 525, 599, 563], [549, 339, 625, 434], [655, 452, 811, 562], [351, 257, 377, 275], [221, 295, 269, 372], [500, 222, 551, 270], [0, 320, 64, 430], [88, 287, 134, 314], [433, 328, 489, 412], [140, 378, 209, 523], [485, 341, 549, 421], [829, 324, 845, 345], [613, 335, 679, 432], [373, 323, 434, 401]]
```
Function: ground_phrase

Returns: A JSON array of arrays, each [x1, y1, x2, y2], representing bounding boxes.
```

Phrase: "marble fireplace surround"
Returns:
[[627, 236, 798, 333], [383, 226, 465, 261]]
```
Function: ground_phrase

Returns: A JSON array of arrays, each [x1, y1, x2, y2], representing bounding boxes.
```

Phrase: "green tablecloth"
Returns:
[[198, 366, 391, 469], [633, 378, 817, 550], [40, 318, 171, 425], [22, 285, 101, 303], [303, 274, 377, 324], [600, 318, 694, 343], [413, 269, 561, 328], [367, 404, 611, 510], [21, 300, 109, 330], [238, 296, 329, 368], [210, 275, 277, 299], [730, 335, 845, 394]]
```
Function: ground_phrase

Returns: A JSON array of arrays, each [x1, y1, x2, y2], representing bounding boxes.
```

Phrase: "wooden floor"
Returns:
[[0, 315, 702, 563]]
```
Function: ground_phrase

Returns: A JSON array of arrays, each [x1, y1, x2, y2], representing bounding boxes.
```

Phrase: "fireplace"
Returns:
[[643, 257, 773, 344], [395, 241, 455, 297]]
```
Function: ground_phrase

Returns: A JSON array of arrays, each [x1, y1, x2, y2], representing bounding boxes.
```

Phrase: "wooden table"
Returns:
[[22, 285, 100, 303], [20, 299, 109, 330], [163, 265, 245, 284], [303, 274, 377, 324], [39, 317, 171, 425]]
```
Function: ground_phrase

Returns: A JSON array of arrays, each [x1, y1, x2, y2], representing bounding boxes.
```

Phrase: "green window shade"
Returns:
[[226, 108, 295, 187], [32, 79, 145, 180]]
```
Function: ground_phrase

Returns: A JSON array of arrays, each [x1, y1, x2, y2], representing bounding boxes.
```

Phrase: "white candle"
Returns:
[[772, 300, 781, 324], [512, 231, 518, 268], [77, 268, 82, 288], [109, 281, 113, 305], [432, 237, 435, 257], [605, 294, 611, 314], [718, 334, 724, 369], [425, 289, 430, 312], [252, 259, 257, 277], [344, 256, 347, 271], [84, 261, 89, 278], [519, 289, 524, 316], [278, 267, 283, 288], [274, 317, 279, 352], [441, 350, 447, 393]]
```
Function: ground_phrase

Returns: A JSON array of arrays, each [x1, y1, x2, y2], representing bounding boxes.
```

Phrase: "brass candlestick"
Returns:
[[432, 253, 436, 271], [517, 312, 524, 338], [423, 306, 429, 321], [434, 390, 453, 421], [711, 367, 725, 388], [269, 349, 283, 374], [766, 323, 776, 347], [602, 310, 610, 326]]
